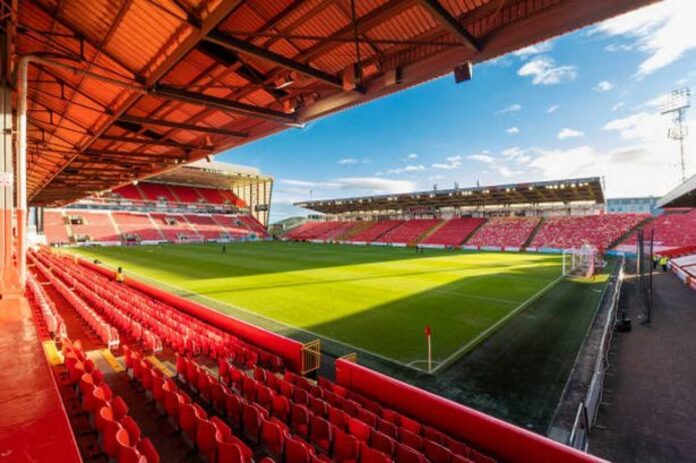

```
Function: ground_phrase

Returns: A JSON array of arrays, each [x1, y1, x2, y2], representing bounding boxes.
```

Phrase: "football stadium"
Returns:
[[1, 1, 694, 463]]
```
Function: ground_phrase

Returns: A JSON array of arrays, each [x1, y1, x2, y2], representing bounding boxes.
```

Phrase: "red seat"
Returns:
[[310, 397, 328, 418], [310, 415, 334, 455], [358, 409, 377, 427], [218, 441, 246, 463], [333, 429, 359, 463], [285, 435, 315, 463], [377, 418, 398, 438], [242, 376, 257, 401], [294, 388, 310, 406], [443, 436, 471, 458], [424, 440, 453, 463], [112, 395, 129, 421], [118, 445, 146, 463], [371, 431, 397, 457], [95, 405, 114, 434], [224, 390, 243, 430], [290, 404, 310, 439], [212, 416, 233, 442], [395, 444, 426, 463], [163, 390, 181, 422], [399, 417, 421, 436], [176, 355, 188, 379], [257, 384, 274, 412], [399, 428, 423, 451], [197, 417, 219, 462], [423, 427, 445, 445], [328, 406, 347, 431], [469, 450, 496, 463], [348, 417, 371, 443], [103, 421, 127, 458], [360, 443, 392, 463], [211, 382, 226, 413], [279, 379, 294, 399], [261, 416, 286, 459], [121, 415, 142, 444], [152, 374, 165, 404], [137, 437, 160, 463], [242, 401, 263, 443], [180, 402, 206, 439], [272, 393, 290, 422]]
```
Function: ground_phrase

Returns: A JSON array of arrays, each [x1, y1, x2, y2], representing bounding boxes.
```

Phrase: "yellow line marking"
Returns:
[[147, 355, 175, 377], [101, 349, 125, 373], [42, 340, 64, 366]]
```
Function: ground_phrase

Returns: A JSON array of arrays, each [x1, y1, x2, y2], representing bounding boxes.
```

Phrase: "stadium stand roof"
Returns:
[[657, 173, 696, 208], [148, 159, 272, 189], [295, 177, 605, 214], [16, 0, 657, 207]]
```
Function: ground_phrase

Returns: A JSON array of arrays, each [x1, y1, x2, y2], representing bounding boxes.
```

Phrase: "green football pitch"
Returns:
[[69, 241, 565, 369]]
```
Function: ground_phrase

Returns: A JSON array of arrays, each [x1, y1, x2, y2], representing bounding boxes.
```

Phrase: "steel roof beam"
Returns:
[[205, 31, 344, 89], [118, 114, 248, 138], [416, 0, 480, 52], [97, 134, 213, 150]]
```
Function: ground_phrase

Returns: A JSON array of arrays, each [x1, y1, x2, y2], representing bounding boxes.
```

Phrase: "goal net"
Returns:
[[563, 244, 597, 278]]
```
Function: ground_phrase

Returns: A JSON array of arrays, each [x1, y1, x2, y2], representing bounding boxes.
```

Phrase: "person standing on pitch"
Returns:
[[222, 244, 227, 253]]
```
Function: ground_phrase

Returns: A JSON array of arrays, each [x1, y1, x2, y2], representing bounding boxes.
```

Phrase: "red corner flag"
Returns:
[[425, 325, 431, 337]]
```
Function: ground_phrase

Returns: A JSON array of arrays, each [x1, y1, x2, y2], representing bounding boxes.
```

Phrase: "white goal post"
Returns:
[[563, 244, 598, 278]]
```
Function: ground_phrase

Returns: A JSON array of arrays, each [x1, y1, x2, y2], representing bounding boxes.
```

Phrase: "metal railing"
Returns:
[[301, 339, 321, 375], [568, 256, 625, 450]]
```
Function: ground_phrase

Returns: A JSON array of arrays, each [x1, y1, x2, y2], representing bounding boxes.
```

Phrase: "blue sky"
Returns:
[[215, 0, 696, 222]]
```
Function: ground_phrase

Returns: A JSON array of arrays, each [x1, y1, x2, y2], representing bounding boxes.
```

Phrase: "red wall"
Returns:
[[78, 259, 304, 371], [335, 359, 606, 463]]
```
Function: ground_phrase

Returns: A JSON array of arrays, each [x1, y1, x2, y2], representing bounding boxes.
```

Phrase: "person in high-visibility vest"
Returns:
[[115, 266, 125, 283], [660, 256, 669, 272]]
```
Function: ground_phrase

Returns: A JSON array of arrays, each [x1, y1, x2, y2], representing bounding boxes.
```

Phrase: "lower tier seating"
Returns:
[[69, 211, 119, 242], [466, 217, 540, 249], [44, 210, 70, 245], [374, 220, 441, 245], [420, 218, 486, 247], [621, 209, 696, 250], [112, 212, 165, 241], [346, 221, 403, 243]]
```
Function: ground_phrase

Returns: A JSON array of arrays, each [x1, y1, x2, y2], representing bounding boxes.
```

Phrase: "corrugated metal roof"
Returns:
[[15, 0, 659, 206]]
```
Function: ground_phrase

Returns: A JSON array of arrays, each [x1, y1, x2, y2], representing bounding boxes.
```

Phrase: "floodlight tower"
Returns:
[[660, 87, 691, 182]]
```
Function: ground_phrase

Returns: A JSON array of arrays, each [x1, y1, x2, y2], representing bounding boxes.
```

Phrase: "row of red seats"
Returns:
[[420, 218, 485, 247], [112, 212, 165, 241], [40, 249, 283, 371], [44, 210, 71, 244], [113, 183, 245, 207], [346, 221, 403, 243], [26, 272, 67, 339], [466, 217, 540, 249], [375, 220, 441, 245], [62, 338, 160, 463], [31, 253, 119, 349], [126, 348, 257, 463], [70, 211, 120, 242], [312, 377, 494, 463]]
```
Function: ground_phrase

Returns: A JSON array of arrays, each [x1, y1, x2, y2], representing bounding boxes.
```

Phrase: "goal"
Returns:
[[563, 244, 597, 278]]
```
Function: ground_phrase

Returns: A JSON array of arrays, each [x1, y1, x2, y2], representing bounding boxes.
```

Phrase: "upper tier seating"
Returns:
[[185, 214, 227, 239], [168, 184, 203, 203], [285, 222, 354, 241], [284, 222, 322, 240], [151, 213, 200, 241], [44, 210, 70, 245], [196, 187, 227, 204], [467, 217, 540, 249], [374, 219, 441, 244], [138, 182, 177, 202], [70, 212, 119, 242], [621, 209, 696, 250], [346, 221, 403, 243], [112, 212, 164, 241], [421, 218, 486, 247], [530, 213, 648, 250], [220, 190, 246, 207], [112, 184, 144, 200]]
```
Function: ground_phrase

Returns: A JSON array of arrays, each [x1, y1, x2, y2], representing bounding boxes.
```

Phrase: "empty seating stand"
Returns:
[[167, 184, 202, 203], [621, 209, 696, 251], [69, 211, 119, 242], [185, 214, 227, 240], [113, 184, 144, 200], [467, 217, 540, 249], [347, 221, 403, 243], [138, 182, 178, 202], [420, 218, 485, 247], [112, 212, 165, 241], [44, 210, 70, 245], [374, 220, 441, 245]]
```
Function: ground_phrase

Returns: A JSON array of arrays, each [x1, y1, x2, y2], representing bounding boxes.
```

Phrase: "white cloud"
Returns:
[[602, 112, 666, 141], [513, 40, 554, 58], [405, 153, 419, 160], [558, 128, 585, 140], [517, 56, 578, 85], [547, 104, 560, 114], [501, 147, 531, 164], [432, 155, 463, 170], [385, 164, 425, 175], [506, 127, 520, 134], [496, 104, 522, 115], [591, 0, 696, 78], [337, 158, 358, 165], [612, 102, 625, 111], [496, 166, 520, 178], [605, 43, 634, 53], [467, 154, 494, 164], [594, 80, 614, 91]]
